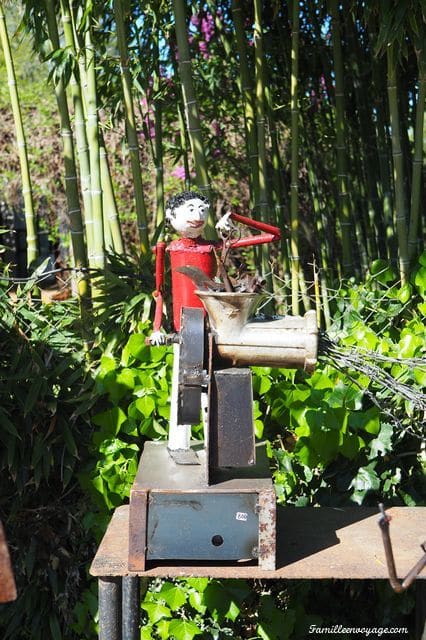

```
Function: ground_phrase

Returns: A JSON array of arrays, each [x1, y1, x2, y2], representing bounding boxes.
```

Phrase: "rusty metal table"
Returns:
[[90, 505, 425, 640], [0, 520, 16, 604]]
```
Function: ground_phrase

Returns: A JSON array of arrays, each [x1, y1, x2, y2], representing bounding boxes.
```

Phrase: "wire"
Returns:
[[319, 332, 426, 437], [0, 266, 98, 284]]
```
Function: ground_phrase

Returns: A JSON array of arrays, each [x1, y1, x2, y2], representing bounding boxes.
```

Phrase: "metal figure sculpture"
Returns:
[[128, 191, 318, 570], [149, 191, 281, 451]]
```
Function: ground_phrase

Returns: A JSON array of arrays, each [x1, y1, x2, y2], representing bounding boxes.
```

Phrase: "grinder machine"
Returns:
[[129, 291, 318, 570]]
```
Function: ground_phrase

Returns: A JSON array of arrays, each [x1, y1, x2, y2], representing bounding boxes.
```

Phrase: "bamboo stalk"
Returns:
[[85, 20, 105, 271], [329, 0, 354, 277], [232, 0, 259, 210], [262, 26, 288, 292], [371, 47, 395, 256], [308, 161, 331, 329], [114, 0, 149, 254], [169, 42, 191, 190], [408, 41, 425, 261], [172, 0, 211, 207], [99, 130, 124, 253], [253, 0, 274, 300], [44, 0, 89, 299], [265, 66, 288, 240], [346, 14, 386, 261], [0, 2, 38, 269], [178, 102, 191, 190], [289, 0, 300, 314], [253, 0, 267, 221], [102, 193, 113, 252], [152, 12, 164, 231], [387, 43, 409, 283], [59, 0, 93, 252]]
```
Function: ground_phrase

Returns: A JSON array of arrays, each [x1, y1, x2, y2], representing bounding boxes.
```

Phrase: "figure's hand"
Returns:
[[215, 211, 234, 232], [216, 212, 240, 242], [149, 330, 167, 346]]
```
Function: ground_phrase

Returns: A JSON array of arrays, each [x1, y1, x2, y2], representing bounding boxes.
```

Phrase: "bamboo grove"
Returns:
[[0, 0, 425, 322]]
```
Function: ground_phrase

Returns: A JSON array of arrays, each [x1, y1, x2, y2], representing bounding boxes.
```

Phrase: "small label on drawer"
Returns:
[[235, 512, 248, 521]]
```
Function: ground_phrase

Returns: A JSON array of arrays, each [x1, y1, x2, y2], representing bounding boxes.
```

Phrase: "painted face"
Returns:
[[168, 197, 209, 239]]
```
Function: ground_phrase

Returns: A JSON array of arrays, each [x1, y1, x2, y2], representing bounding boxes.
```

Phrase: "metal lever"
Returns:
[[378, 503, 426, 592]]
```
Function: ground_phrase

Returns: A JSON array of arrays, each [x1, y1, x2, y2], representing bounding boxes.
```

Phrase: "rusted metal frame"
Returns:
[[258, 488, 277, 570], [99, 577, 122, 640], [378, 503, 426, 593], [128, 490, 148, 571]]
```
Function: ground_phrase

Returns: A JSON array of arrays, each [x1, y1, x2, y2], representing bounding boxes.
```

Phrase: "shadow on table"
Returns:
[[276, 506, 376, 569]]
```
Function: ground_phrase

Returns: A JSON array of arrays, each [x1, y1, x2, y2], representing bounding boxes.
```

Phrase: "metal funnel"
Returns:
[[195, 291, 264, 336]]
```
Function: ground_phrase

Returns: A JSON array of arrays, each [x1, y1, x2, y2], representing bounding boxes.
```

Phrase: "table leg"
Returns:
[[416, 581, 426, 640], [99, 577, 122, 640], [122, 576, 140, 640]]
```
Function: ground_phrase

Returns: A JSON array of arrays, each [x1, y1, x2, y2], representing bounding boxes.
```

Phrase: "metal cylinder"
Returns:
[[99, 577, 122, 640], [196, 291, 318, 372], [169, 239, 216, 331], [122, 576, 140, 640]]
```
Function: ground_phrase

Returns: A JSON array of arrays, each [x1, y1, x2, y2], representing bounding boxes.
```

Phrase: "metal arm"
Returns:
[[229, 212, 281, 249], [152, 241, 167, 332], [378, 503, 426, 592]]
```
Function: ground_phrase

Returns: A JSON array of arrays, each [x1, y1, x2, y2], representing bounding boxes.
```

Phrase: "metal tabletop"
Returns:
[[91, 504, 425, 580]]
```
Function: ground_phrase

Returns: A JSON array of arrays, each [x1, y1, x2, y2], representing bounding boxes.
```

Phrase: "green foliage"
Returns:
[[81, 326, 173, 511], [0, 280, 97, 639], [0, 255, 157, 638], [0, 281, 90, 493], [137, 577, 416, 640], [253, 254, 425, 509], [139, 578, 293, 640]]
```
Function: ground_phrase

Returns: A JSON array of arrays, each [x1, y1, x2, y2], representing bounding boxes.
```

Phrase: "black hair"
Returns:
[[165, 190, 210, 217]]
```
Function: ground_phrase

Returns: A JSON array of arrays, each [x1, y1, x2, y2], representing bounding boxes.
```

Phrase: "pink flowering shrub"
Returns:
[[211, 120, 221, 137], [189, 10, 217, 60], [171, 166, 186, 180]]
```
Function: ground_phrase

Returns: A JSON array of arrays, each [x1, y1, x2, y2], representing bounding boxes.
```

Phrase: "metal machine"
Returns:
[[129, 291, 318, 570]]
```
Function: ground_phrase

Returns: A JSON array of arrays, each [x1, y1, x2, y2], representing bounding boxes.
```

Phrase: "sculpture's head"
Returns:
[[165, 191, 210, 239]]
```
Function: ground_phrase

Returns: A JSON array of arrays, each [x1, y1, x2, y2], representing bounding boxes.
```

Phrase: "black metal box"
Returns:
[[209, 368, 255, 468]]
